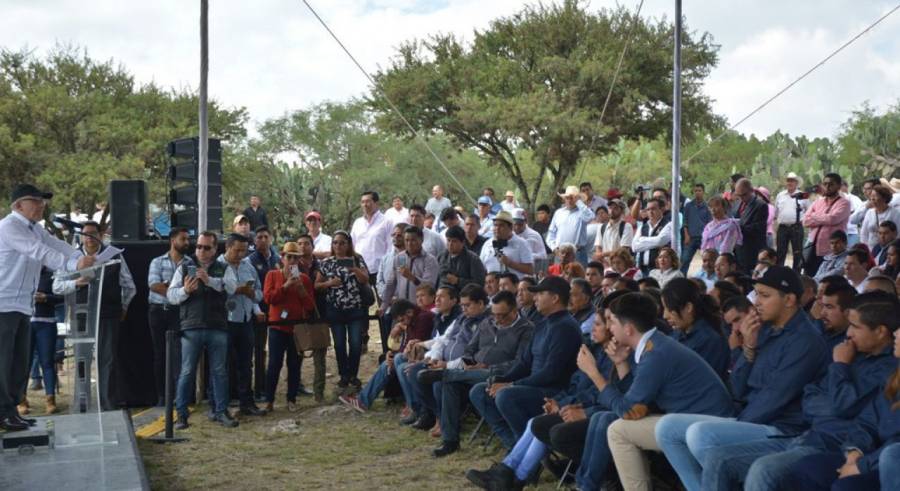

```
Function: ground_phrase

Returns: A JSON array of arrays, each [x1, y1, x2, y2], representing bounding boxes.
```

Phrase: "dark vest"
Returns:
[[79, 246, 122, 319], [639, 215, 670, 269], [178, 258, 228, 331], [34, 268, 64, 319]]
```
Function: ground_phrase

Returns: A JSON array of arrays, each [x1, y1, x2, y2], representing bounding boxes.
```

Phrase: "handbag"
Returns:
[[355, 256, 376, 307], [293, 305, 332, 351]]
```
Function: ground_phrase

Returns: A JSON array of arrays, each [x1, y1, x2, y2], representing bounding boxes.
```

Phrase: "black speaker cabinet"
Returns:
[[109, 180, 148, 241]]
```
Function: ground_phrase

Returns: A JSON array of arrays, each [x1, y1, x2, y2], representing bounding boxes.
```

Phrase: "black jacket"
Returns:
[[34, 268, 64, 319], [437, 249, 487, 290], [732, 195, 769, 271], [243, 206, 269, 230]]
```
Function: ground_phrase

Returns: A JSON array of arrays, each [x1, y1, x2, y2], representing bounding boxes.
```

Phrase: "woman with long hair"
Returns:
[[315, 230, 371, 389], [660, 277, 729, 378]]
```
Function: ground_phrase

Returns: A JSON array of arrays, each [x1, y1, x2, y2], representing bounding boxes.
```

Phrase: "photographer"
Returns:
[[479, 211, 535, 279], [774, 173, 809, 269]]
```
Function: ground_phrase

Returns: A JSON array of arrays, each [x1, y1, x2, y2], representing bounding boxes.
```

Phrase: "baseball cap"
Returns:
[[608, 198, 626, 209], [511, 208, 526, 222], [477, 196, 493, 206], [305, 211, 322, 221], [606, 188, 623, 200], [752, 266, 803, 297], [11, 184, 53, 203], [527, 276, 571, 298]]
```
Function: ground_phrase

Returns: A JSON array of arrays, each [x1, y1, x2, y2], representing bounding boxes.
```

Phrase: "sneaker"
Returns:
[[287, 401, 299, 413], [399, 412, 419, 426], [338, 395, 366, 413], [298, 385, 314, 396], [214, 412, 239, 428], [174, 416, 190, 430]]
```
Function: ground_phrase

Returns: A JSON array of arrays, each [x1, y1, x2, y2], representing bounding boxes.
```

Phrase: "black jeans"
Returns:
[[148, 304, 181, 404], [0, 312, 30, 417], [531, 413, 591, 462], [228, 321, 255, 407], [253, 318, 268, 398], [776, 223, 804, 271], [266, 329, 299, 403], [97, 317, 120, 411]]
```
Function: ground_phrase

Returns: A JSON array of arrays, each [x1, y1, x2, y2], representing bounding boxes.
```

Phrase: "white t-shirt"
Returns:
[[312, 232, 332, 254], [479, 234, 534, 278]]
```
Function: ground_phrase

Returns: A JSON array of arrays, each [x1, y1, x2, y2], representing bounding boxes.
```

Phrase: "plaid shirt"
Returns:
[[147, 252, 186, 305]]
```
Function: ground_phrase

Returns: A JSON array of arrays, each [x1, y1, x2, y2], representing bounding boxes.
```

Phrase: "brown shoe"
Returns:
[[430, 421, 442, 438], [45, 395, 58, 414], [264, 402, 274, 413], [17, 397, 29, 415]]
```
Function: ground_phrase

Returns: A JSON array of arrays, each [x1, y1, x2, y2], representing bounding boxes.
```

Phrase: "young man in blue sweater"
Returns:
[[697, 291, 899, 491], [655, 266, 829, 491], [469, 276, 582, 449], [575, 292, 734, 491]]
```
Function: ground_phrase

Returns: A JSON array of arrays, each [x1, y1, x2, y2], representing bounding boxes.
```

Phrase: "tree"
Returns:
[[370, 0, 722, 210], [0, 45, 248, 217], [836, 100, 900, 184]]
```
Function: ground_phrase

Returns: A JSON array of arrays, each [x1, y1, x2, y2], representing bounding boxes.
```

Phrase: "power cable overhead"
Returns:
[[299, 0, 479, 206]]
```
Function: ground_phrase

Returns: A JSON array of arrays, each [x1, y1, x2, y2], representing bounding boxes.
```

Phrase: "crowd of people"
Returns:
[[2, 174, 900, 491]]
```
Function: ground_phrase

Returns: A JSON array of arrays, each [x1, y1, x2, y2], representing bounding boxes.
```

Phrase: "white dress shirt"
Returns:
[[350, 210, 393, 274], [0, 211, 81, 315], [631, 219, 673, 267], [594, 219, 635, 252], [546, 201, 595, 250], [423, 227, 448, 258], [860, 206, 900, 249], [479, 234, 534, 278], [383, 206, 410, 225], [53, 246, 137, 312], [517, 226, 548, 259], [774, 190, 809, 225]]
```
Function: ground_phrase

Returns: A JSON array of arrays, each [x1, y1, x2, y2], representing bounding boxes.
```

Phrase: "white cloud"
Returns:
[[2, 0, 899, 139]]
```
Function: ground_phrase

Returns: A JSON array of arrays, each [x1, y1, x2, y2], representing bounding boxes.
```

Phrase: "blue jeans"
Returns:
[[28, 321, 57, 395], [439, 368, 491, 443], [359, 360, 392, 409], [503, 418, 548, 482], [266, 329, 299, 403], [682, 416, 782, 465], [575, 411, 620, 491], [176, 329, 229, 418], [882, 443, 900, 491], [680, 236, 702, 274], [469, 382, 554, 449], [394, 355, 417, 410], [329, 308, 366, 380], [700, 438, 817, 491], [576, 246, 589, 267]]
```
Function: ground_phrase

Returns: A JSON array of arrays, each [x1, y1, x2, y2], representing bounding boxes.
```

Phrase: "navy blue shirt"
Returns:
[[730, 310, 828, 434], [683, 199, 712, 238], [669, 319, 730, 380], [597, 330, 734, 419], [499, 310, 582, 391]]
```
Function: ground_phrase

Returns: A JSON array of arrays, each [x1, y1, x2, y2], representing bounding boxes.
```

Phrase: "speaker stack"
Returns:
[[167, 137, 223, 235]]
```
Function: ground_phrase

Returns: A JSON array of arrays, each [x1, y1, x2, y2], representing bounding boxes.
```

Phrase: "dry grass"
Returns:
[[134, 329, 564, 490]]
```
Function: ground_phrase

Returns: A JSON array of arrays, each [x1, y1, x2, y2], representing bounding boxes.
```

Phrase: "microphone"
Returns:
[[52, 215, 84, 231]]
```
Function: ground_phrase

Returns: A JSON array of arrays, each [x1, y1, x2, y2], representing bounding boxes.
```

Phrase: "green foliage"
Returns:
[[0, 45, 248, 216], [370, 0, 722, 209], [226, 100, 515, 238], [836, 100, 900, 182]]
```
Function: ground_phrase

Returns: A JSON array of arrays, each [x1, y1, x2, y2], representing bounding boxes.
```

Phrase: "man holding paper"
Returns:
[[53, 220, 135, 411], [0, 184, 96, 431]]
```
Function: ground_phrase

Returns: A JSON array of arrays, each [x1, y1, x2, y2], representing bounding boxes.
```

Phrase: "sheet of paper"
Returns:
[[95, 245, 124, 264]]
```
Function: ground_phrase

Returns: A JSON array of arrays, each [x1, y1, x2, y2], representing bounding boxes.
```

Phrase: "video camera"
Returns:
[[634, 184, 653, 195], [492, 238, 509, 257], [791, 185, 820, 200]]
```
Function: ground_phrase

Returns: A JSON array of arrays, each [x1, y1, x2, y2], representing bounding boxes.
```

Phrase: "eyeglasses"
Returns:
[[196, 245, 213, 251]]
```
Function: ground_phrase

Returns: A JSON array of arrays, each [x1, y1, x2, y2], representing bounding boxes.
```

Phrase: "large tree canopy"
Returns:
[[0, 45, 247, 213], [370, 0, 722, 209]]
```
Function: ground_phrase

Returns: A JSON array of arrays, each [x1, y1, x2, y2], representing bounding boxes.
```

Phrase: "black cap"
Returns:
[[752, 266, 803, 297], [11, 184, 53, 203], [527, 276, 571, 298]]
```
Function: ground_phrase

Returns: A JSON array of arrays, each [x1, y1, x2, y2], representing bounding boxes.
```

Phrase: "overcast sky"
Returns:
[[3, 0, 899, 139]]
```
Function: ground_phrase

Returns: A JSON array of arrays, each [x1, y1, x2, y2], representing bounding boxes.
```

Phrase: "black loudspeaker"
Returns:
[[109, 180, 148, 241]]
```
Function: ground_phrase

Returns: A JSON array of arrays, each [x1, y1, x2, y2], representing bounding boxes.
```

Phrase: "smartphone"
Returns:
[[337, 258, 355, 270], [244, 280, 256, 288], [289, 265, 300, 278], [395, 255, 408, 269], [186, 264, 197, 277]]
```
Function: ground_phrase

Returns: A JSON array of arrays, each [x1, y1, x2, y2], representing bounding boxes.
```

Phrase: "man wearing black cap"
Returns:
[[0, 184, 94, 431], [468, 276, 582, 449]]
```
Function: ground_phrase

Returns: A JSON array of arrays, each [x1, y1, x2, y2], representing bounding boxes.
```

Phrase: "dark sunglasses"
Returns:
[[196, 245, 214, 251]]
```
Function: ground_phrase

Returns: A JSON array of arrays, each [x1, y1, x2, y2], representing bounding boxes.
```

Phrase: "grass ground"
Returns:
[[128, 327, 566, 490]]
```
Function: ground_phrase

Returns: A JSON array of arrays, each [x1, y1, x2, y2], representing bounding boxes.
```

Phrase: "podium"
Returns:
[[57, 260, 122, 418]]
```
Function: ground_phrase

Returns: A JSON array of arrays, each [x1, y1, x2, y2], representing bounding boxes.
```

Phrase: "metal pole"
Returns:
[[670, 0, 682, 257], [198, 0, 209, 232]]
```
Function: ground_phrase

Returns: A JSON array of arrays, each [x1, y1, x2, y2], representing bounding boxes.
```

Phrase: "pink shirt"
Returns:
[[802, 196, 851, 257], [350, 210, 393, 274]]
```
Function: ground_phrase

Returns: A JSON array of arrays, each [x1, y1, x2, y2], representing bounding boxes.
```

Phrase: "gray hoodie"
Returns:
[[464, 314, 534, 374]]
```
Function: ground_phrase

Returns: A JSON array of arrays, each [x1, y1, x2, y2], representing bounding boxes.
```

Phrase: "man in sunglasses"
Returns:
[[168, 231, 238, 429], [0, 184, 95, 431]]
